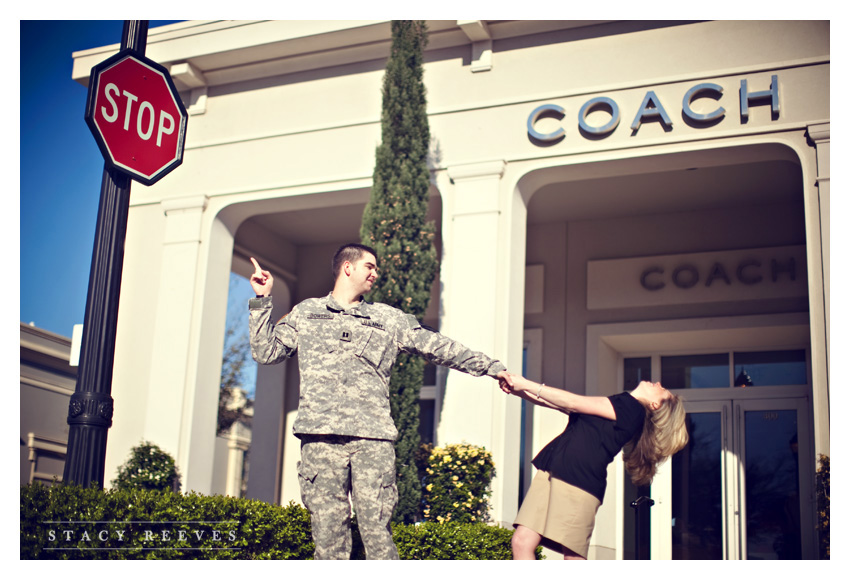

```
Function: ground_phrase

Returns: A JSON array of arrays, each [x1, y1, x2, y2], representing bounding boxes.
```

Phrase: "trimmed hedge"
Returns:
[[21, 483, 312, 560], [392, 521, 517, 560], [21, 483, 539, 560]]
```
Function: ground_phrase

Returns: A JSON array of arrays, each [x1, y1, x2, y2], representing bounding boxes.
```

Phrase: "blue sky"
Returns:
[[20, 20, 187, 338], [18, 20, 259, 397]]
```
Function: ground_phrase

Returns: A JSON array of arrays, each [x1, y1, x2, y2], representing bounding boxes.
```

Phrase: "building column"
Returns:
[[435, 160, 526, 526], [225, 422, 251, 497], [143, 195, 220, 493], [807, 123, 830, 459], [233, 251, 295, 506]]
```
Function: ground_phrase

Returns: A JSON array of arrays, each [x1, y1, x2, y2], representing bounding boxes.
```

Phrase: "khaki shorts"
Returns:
[[514, 470, 601, 559]]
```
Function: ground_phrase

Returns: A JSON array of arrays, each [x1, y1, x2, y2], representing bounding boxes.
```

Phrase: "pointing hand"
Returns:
[[250, 257, 273, 296]]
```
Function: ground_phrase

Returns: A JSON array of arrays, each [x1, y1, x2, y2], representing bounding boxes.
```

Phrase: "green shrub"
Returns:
[[22, 482, 536, 559], [112, 441, 181, 493], [423, 443, 495, 524], [20, 483, 313, 560], [350, 516, 540, 559], [392, 521, 528, 559]]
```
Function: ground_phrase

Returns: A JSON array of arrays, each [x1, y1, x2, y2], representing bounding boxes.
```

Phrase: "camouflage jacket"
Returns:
[[248, 293, 506, 441]]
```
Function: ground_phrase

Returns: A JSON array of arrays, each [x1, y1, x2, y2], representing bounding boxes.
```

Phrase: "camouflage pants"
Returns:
[[297, 435, 399, 560]]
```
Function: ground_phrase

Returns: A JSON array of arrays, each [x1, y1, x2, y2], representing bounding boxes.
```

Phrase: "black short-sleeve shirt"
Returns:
[[531, 391, 647, 503]]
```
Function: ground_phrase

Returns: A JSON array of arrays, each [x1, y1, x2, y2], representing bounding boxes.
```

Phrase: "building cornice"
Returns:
[[71, 20, 615, 90]]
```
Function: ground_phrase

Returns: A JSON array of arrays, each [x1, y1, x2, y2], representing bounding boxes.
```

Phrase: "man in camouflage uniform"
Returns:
[[248, 243, 511, 560]]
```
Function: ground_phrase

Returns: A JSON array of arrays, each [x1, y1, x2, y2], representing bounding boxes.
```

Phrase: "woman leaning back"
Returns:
[[499, 375, 689, 560]]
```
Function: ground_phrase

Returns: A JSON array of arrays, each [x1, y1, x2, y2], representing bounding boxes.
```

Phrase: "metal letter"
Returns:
[[640, 266, 666, 291], [736, 259, 762, 285], [771, 257, 796, 282], [630, 91, 673, 132], [672, 264, 699, 289], [579, 96, 620, 136], [705, 262, 732, 286], [527, 103, 565, 142], [740, 75, 779, 121], [683, 82, 726, 123]]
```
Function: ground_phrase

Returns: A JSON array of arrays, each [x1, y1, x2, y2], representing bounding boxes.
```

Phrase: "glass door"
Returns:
[[737, 398, 812, 560], [670, 400, 730, 559], [622, 349, 816, 559], [664, 397, 814, 559]]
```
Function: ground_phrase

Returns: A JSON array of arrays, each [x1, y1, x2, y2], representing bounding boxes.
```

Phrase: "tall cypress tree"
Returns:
[[360, 20, 436, 524]]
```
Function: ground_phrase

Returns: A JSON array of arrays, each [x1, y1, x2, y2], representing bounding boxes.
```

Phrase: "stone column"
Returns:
[[143, 195, 218, 493], [807, 123, 830, 459], [225, 422, 251, 497], [436, 160, 525, 525]]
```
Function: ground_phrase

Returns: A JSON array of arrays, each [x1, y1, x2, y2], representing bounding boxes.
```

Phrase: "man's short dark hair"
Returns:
[[332, 243, 378, 280]]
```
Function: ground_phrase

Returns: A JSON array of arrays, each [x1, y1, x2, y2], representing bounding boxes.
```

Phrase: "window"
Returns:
[[661, 353, 729, 389], [733, 349, 807, 387], [419, 363, 438, 445], [27, 433, 66, 485], [624, 357, 651, 390], [657, 350, 807, 389]]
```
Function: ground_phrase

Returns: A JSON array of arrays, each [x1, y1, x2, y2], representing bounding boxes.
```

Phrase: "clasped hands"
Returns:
[[496, 371, 531, 396]]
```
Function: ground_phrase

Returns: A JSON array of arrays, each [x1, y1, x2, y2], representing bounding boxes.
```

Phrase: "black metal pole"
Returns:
[[62, 21, 148, 488], [630, 495, 654, 560]]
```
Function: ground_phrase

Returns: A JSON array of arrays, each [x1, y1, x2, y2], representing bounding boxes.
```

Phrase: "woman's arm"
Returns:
[[509, 384, 568, 413], [502, 374, 616, 421]]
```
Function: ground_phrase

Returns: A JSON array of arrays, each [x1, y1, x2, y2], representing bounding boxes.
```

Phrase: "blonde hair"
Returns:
[[622, 393, 689, 487]]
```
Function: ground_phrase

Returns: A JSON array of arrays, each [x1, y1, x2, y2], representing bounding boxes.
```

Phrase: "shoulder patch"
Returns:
[[404, 313, 421, 330]]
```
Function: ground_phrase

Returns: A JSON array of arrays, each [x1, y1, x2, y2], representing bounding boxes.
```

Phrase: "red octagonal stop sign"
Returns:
[[85, 49, 188, 186]]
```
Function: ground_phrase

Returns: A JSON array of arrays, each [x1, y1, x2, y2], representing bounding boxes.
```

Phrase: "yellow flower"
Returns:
[[426, 484, 433, 492]]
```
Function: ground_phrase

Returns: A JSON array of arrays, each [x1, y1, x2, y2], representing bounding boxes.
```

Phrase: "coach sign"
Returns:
[[85, 49, 188, 186], [586, 245, 807, 310], [528, 75, 780, 143]]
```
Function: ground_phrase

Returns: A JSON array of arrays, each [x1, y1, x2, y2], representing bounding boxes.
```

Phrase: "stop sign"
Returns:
[[85, 49, 188, 186]]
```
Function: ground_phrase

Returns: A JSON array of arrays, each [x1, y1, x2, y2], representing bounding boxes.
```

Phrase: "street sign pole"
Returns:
[[62, 21, 148, 488]]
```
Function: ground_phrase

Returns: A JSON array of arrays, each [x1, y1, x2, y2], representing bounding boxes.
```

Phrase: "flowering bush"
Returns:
[[112, 441, 181, 493], [422, 443, 495, 524]]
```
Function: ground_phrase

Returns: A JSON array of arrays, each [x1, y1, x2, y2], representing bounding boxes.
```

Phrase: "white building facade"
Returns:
[[71, 20, 829, 559]]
